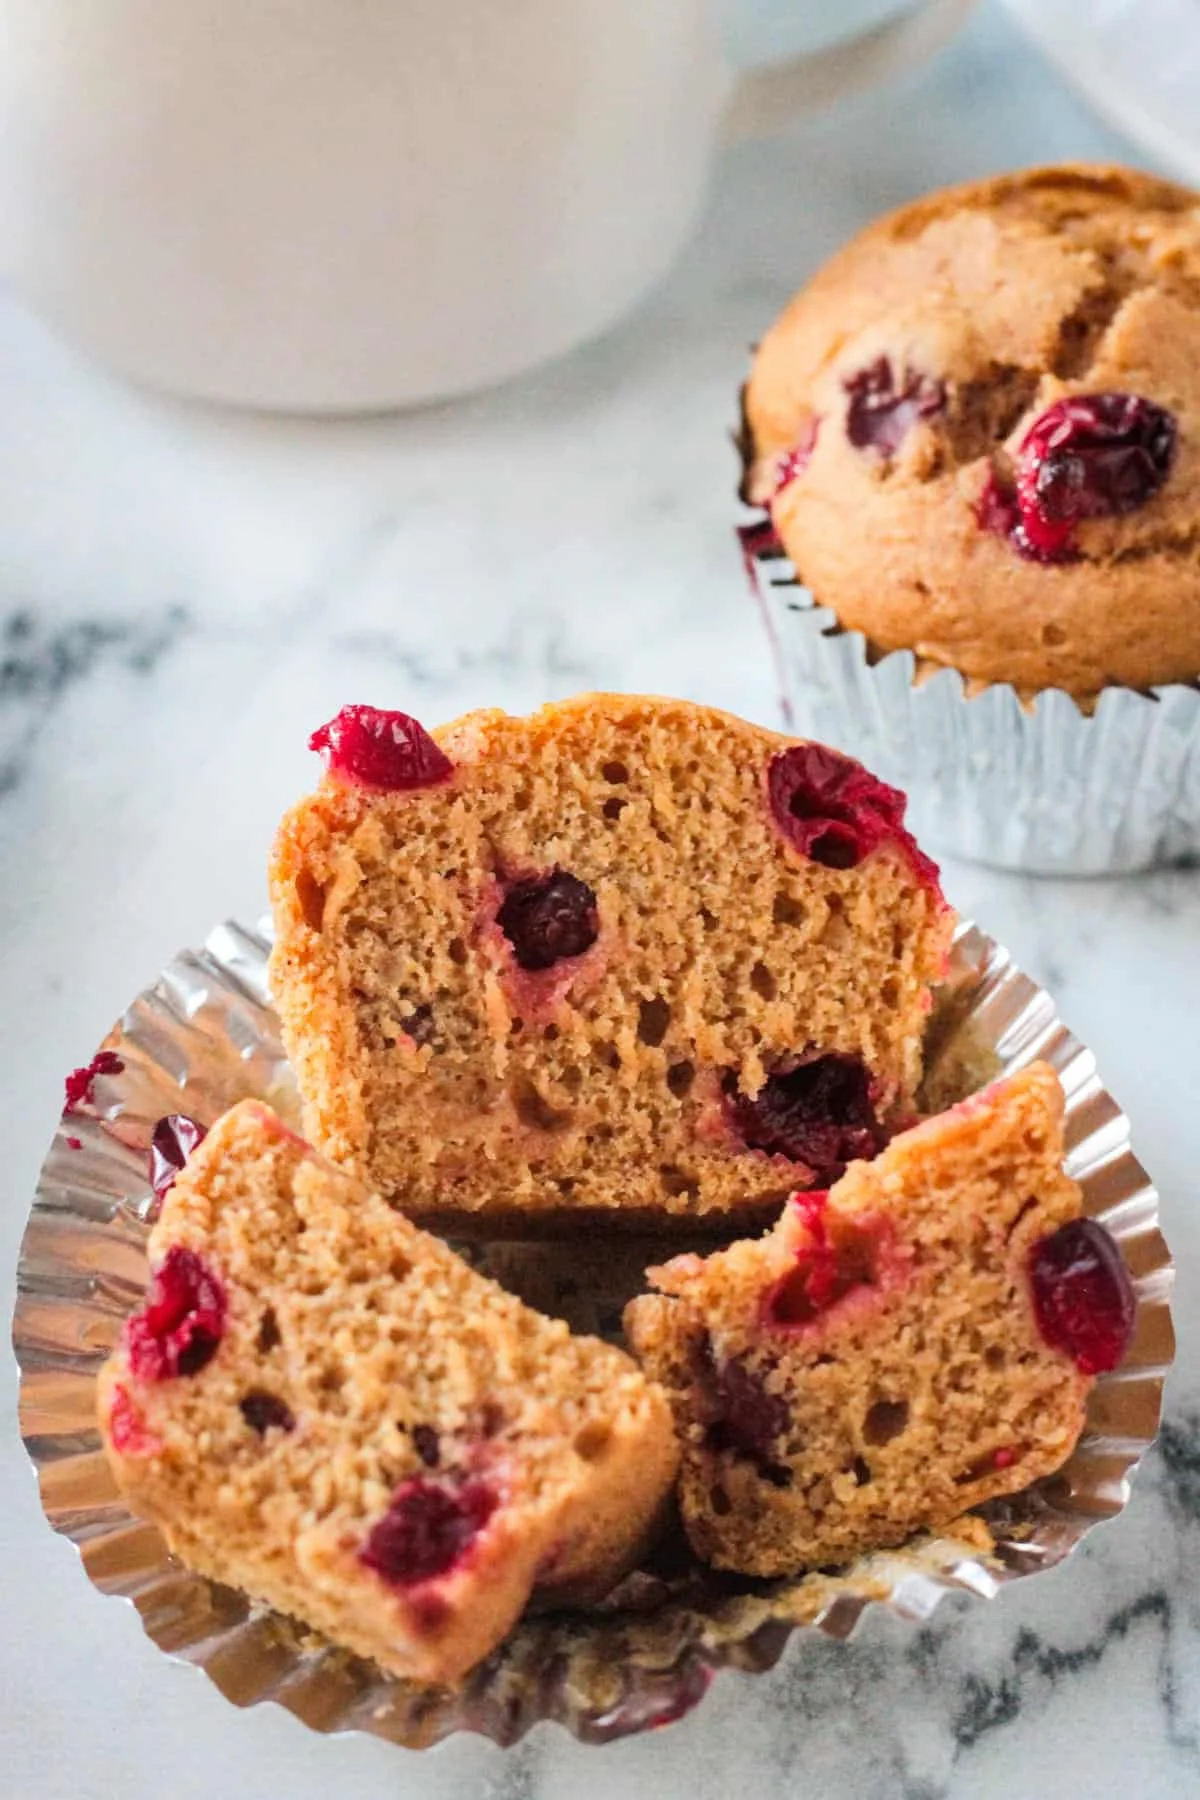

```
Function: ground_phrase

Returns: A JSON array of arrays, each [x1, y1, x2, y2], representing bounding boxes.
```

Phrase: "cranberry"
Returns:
[[726, 1053, 885, 1182], [765, 1189, 879, 1328], [767, 743, 941, 890], [309, 705, 453, 792], [149, 1114, 207, 1206], [497, 870, 599, 972], [240, 1390, 296, 1435], [66, 1136, 82, 1151], [1029, 1217, 1135, 1376], [772, 416, 822, 496], [845, 358, 945, 457], [983, 393, 1177, 562], [108, 1384, 160, 1457], [123, 1246, 226, 1381], [64, 1050, 124, 1112], [992, 1446, 1017, 1471], [360, 1475, 498, 1586], [703, 1349, 791, 1472]]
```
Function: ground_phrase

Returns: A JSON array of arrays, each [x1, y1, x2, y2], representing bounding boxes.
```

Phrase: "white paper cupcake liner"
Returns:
[[743, 521, 1200, 875], [12, 919, 1174, 1747]]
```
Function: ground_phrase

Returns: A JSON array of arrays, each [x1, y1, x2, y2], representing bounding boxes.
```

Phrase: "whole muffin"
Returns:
[[742, 164, 1200, 701]]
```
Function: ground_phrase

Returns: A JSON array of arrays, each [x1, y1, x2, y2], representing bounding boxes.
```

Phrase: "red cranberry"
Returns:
[[360, 1475, 498, 1586], [66, 1136, 82, 1151], [108, 1384, 160, 1457], [149, 1114, 207, 1207], [845, 358, 945, 457], [1029, 1217, 1135, 1376], [765, 1190, 879, 1328], [983, 393, 1177, 562], [702, 1347, 791, 1473], [767, 743, 941, 890], [497, 870, 599, 972], [309, 705, 453, 792], [772, 416, 822, 496], [726, 1053, 885, 1182], [64, 1050, 124, 1112], [240, 1390, 295, 1435], [124, 1246, 226, 1381]]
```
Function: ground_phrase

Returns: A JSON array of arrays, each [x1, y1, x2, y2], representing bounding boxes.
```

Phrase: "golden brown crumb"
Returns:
[[96, 1101, 678, 1687], [268, 693, 951, 1223], [626, 1064, 1099, 1575]]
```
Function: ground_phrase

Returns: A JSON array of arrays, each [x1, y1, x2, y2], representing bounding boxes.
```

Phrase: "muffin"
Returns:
[[738, 163, 1200, 873], [97, 1100, 678, 1686], [268, 695, 952, 1226], [625, 1063, 1136, 1575]]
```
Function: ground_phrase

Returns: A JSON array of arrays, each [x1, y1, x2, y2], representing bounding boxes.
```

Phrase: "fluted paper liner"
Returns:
[[13, 919, 1174, 1746], [742, 519, 1200, 875]]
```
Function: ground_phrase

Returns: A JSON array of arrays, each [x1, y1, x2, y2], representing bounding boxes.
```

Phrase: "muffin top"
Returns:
[[742, 165, 1200, 699]]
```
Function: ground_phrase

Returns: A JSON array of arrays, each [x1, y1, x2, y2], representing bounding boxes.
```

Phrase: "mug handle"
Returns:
[[723, 0, 978, 138]]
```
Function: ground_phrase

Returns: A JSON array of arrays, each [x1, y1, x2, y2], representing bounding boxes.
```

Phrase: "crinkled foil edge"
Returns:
[[742, 517, 1200, 875], [12, 919, 1175, 1747]]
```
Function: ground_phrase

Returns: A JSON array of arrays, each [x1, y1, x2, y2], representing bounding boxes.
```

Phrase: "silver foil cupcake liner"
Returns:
[[13, 918, 1174, 1747], [742, 519, 1200, 875]]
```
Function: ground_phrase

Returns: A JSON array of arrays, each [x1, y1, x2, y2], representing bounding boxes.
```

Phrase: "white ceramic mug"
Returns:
[[0, 0, 974, 412]]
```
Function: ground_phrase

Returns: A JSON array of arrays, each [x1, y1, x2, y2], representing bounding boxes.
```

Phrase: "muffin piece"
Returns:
[[268, 694, 951, 1225], [742, 163, 1200, 700], [625, 1064, 1136, 1575], [96, 1101, 678, 1687]]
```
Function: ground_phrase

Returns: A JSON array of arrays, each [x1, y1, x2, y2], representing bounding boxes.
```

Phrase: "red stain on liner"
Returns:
[[64, 1050, 124, 1112]]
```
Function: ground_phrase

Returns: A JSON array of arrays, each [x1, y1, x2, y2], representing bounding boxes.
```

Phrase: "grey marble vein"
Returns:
[[0, 606, 188, 795]]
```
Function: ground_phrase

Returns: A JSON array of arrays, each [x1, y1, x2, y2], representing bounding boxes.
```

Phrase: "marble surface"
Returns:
[[2, 6, 1198, 1796]]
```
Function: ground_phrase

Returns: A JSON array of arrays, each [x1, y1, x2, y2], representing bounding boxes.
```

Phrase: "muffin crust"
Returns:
[[743, 164, 1200, 699]]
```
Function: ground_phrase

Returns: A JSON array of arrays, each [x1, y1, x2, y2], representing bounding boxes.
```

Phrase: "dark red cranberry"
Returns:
[[309, 705, 453, 792], [411, 1424, 440, 1467], [772, 416, 822, 496], [1029, 1217, 1136, 1376], [766, 743, 941, 891], [240, 1390, 296, 1435], [123, 1246, 226, 1381], [64, 1050, 124, 1112], [360, 1475, 497, 1586], [983, 393, 1177, 562], [497, 870, 599, 972], [845, 358, 945, 456], [1019, 394, 1176, 547], [108, 1384, 159, 1457], [703, 1348, 791, 1473], [149, 1114, 208, 1207], [726, 1053, 885, 1182], [66, 1136, 82, 1151]]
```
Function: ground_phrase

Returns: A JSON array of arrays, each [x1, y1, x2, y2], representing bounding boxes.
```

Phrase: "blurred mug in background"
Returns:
[[0, 0, 974, 412]]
